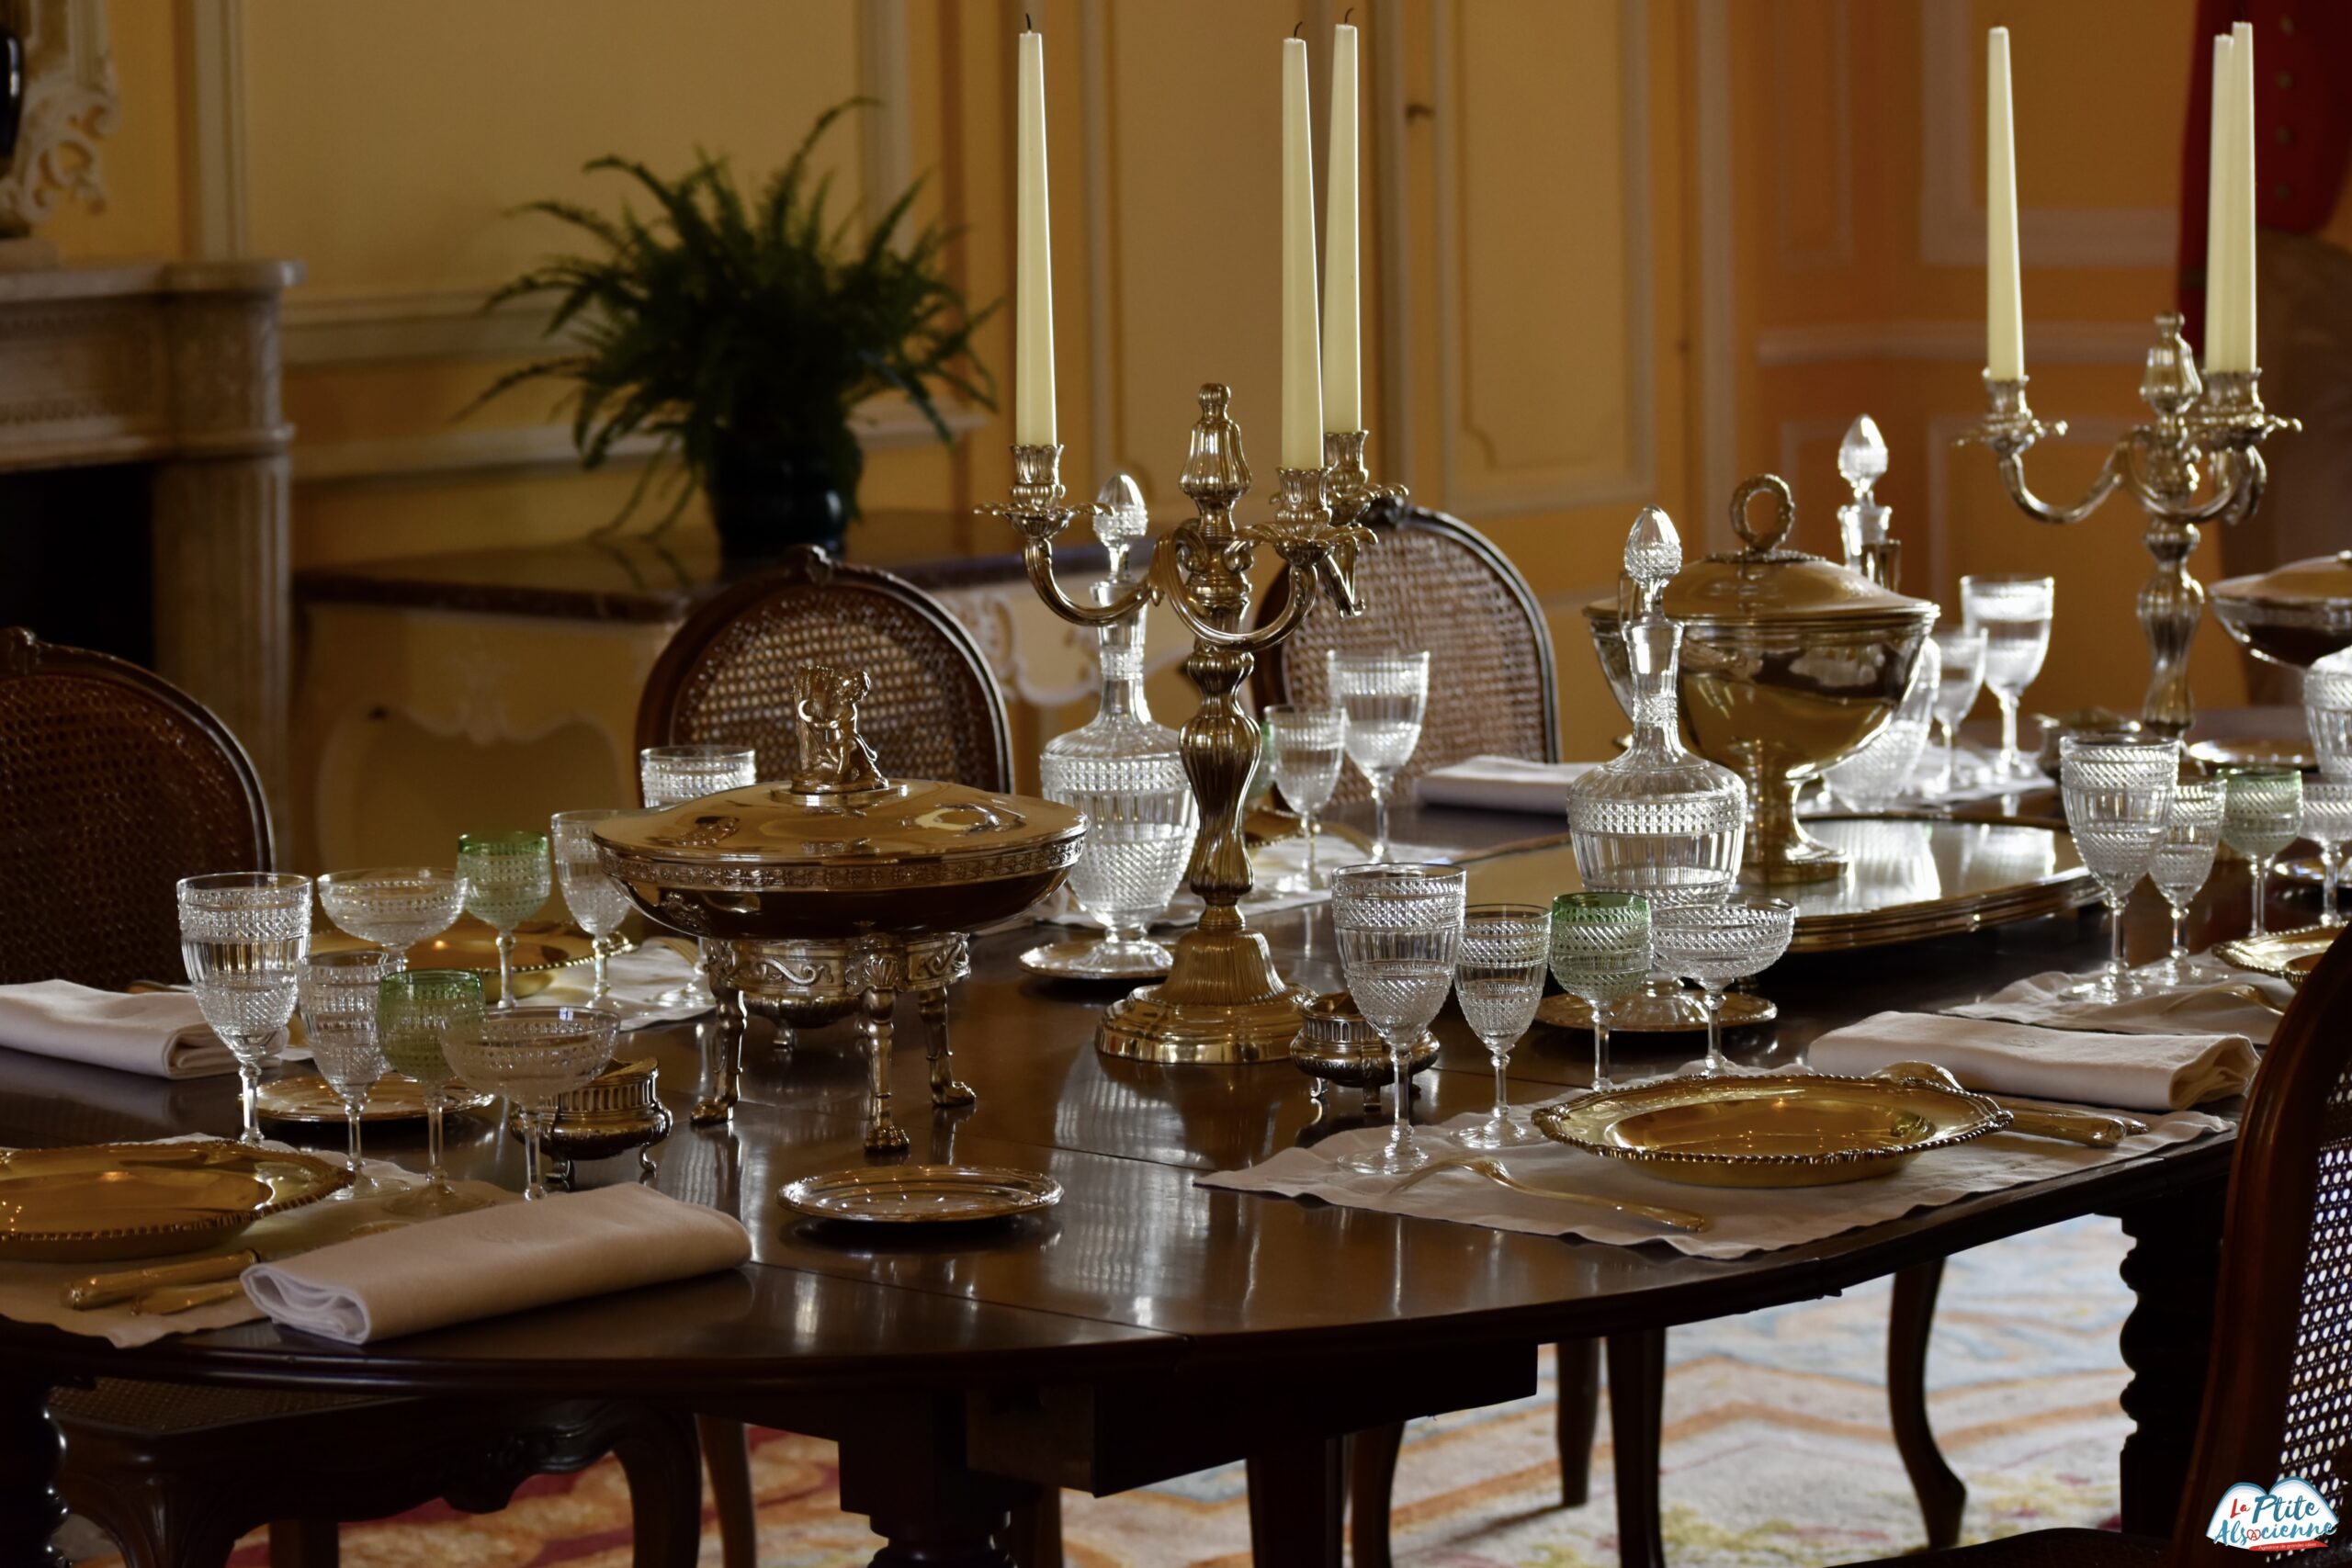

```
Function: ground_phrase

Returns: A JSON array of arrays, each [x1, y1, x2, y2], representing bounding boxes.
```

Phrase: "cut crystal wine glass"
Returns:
[[1567, 507, 1747, 910], [177, 872, 311, 1146], [1330, 863, 1464, 1176], [378, 968, 490, 1217], [2219, 764, 2302, 940], [1265, 704, 1348, 892], [2142, 780, 2221, 987], [2299, 778, 2352, 928], [1960, 573, 2054, 781], [1548, 892, 1652, 1091], [457, 830, 551, 1009], [1453, 904, 1550, 1149], [1650, 899, 1796, 1076], [1928, 626, 1988, 794], [1824, 636, 1939, 811], [445, 1005, 617, 1200], [315, 868, 464, 971], [1329, 650, 1430, 863], [639, 745, 757, 1010], [299, 948, 393, 1196], [551, 809, 634, 1002], [2058, 733, 2179, 1000], [2309, 652, 2352, 781]]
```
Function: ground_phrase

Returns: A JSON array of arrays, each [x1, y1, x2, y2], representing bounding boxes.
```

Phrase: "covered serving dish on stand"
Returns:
[[595, 663, 1086, 1153], [2211, 550, 2352, 669], [1583, 474, 1937, 883]]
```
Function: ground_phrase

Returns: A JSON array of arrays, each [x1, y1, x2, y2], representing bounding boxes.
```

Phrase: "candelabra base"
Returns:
[[1094, 920, 1312, 1065]]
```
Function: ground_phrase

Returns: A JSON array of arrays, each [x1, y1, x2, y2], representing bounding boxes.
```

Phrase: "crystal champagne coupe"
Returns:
[[1650, 900, 1796, 1076], [1264, 704, 1348, 892], [1330, 863, 1464, 1176], [445, 1005, 618, 1200], [1453, 904, 1551, 1149], [2058, 734, 2179, 1000], [316, 868, 465, 971], [2304, 779, 2352, 927], [1824, 636, 1940, 810], [2220, 764, 2303, 940], [639, 745, 758, 1009], [177, 872, 311, 1145], [379, 969, 489, 1217], [1928, 626, 1988, 793], [1548, 893, 1652, 1091], [1960, 573, 2054, 781], [2143, 780, 2221, 987], [298, 948, 393, 1195], [551, 809, 635, 1002], [1329, 650, 1430, 863], [457, 831, 551, 1008]]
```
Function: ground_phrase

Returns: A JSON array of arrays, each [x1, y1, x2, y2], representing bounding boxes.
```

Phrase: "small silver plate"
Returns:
[[1019, 937, 1171, 981], [780, 1164, 1063, 1224]]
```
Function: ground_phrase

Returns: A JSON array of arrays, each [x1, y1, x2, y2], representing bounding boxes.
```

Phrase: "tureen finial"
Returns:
[[789, 664, 888, 794]]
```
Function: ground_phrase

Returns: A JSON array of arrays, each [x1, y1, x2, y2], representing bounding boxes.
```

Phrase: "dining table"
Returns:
[[0, 796, 2278, 1568]]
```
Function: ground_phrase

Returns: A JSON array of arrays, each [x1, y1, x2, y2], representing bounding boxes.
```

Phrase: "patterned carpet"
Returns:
[[90, 1217, 2134, 1567]]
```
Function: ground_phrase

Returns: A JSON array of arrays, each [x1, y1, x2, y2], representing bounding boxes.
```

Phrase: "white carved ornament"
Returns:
[[0, 0, 115, 236]]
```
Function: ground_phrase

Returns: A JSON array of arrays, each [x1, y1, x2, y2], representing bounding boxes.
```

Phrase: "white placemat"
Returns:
[[1946, 959, 2291, 1045], [1197, 1107, 2224, 1259]]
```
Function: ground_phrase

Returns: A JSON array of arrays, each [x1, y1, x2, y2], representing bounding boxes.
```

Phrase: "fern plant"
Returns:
[[469, 99, 995, 536]]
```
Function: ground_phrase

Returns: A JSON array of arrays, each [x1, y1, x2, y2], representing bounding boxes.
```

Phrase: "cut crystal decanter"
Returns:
[[1566, 506, 1747, 908], [1835, 414, 1899, 588], [1034, 474, 1199, 976]]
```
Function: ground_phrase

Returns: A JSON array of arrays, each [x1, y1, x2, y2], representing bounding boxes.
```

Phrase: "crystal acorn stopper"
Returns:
[[1094, 471, 1148, 584], [1838, 413, 1889, 502], [1837, 413, 1897, 586]]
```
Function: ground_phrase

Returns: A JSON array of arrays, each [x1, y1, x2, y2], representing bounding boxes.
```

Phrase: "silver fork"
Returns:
[[1390, 1156, 1711, 1233]]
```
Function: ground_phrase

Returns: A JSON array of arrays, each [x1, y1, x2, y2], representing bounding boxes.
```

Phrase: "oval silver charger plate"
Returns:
[[1019, 937, 1170, 982], [780, 1165, 1063, 1224]]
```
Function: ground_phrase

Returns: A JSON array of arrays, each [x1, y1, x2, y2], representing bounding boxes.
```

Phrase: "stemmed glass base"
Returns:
[[229, 1051, 274, 1146], [383, 1099, 491, 1217], [1695, 985, 1733, 1075], [2133, 905, 2201, 991], [1340, 1040, 1430, 1174], [332, 1093, 389, 1198], [1460, 1053, 1540, 1149], [2061, 884, 2140, 1003]]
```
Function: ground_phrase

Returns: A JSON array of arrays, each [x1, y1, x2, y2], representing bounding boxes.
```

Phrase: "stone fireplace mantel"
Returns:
[[0, 257, 300, 816]]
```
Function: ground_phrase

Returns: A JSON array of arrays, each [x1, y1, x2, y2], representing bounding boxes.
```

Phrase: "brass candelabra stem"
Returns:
[[1960, 310, 2298, 736], [982, 383, 1400, 1064]]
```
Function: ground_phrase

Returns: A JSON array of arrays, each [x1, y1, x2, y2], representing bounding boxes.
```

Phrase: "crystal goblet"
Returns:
[[299, 948, 394, 1196], [315, 868, 464, 971], [1265, 704, 1348, 892], [1328, 650, 1430, 863], [2309, 657, 2352, 781], [1961, 573, 2054, 781], [639, 746, 759, 1010], [1824, 636, 1939, 810], [2142, 780, 2221, 987], [2300, 778, 2352, 928], [1453, 904, 1550, 1149], [1650, 900, 1796, 1076], [2219, 764, 2302, 940], [551, 809, 635, 1002], [457, 831, 551, 1009], [1928, 625, 1988, 793], [378, 969, 490, 1217], [444, 1005, 617, 1200], [1330, 863, 1464, 1176], [177, 872, 311, 1146], [1548, 893, 1652, 1091], [2059, 734, 2179, 1000]]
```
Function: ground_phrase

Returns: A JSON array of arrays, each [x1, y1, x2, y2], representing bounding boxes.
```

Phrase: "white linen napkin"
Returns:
[[243, 1183, 751, 1343], [1807, 1010, 2256, 1111], [1418, 756, 1596, 814], [0, 980, 239, 1079], [1947, 959, 2294, 1045], [535, 941, 714, 1028]]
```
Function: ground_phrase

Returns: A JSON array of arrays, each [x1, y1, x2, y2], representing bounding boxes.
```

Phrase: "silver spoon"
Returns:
[[1390, 1156, 1711, 1233]]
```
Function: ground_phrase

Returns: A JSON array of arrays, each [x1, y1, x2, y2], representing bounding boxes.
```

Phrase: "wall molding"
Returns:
[[1917, 0, 2175, 269], [1695, 0, 1736, 552], [185, 0, 247, 259], [1372, 0, 1415, 496], [856, 0, 911, 225], [1754, 317, 2156, 367], [1771, 0, 1854, 274]]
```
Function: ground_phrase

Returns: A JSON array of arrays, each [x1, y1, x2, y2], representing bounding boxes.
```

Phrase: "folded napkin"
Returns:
[[1808, 1010, 2256, 1111], [1417, 756, 1596, 814], [243, 1183, 751, 1343], [1948, 961, 2293, 1045], [0, 980, 238, 1079], [536, 941, 715, 1029]]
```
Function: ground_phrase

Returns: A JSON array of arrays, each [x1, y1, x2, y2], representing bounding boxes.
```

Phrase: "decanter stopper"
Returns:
[[1836, 414, 1898, 589], [1622, 503, 1682, 620], [1094, 472, 1148, 585]]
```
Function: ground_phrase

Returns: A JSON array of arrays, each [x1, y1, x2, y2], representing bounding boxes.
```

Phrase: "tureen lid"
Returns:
[[594, 664, 1084, 878], [1662, 474, 1932, 625], [2211, 550, 2352, 609]]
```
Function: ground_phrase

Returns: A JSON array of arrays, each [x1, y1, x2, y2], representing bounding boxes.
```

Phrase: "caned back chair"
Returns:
[[636, 546, 1014, 793], [0, 627, 273, 991], [1251, 504, 1559, 804]]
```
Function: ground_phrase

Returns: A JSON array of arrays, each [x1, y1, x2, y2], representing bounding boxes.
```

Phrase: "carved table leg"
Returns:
[[1607, 1328, 1668, 1568], [1888, 1258, 1965, 1548], [919, 986, 977, 1109], [2114, 1183, 2226, 1536], [1346, 1422, 1405, 1568], [694, 970, 750, 1128], [1246, 1437, 1344, 1568], [838, 1407, 1026, 1568], [1555, 1337, 1601, 1507], [0, 1375, 68, 1568], [860, 985, 911, 1156]]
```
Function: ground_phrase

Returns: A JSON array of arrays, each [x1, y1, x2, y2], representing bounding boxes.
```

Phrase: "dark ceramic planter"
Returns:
[[705, 436, 851, 564]]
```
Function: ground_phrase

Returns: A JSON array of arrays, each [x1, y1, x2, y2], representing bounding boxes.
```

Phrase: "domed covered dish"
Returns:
[[1583, 474, 1937, 882], [2211, 550, 2352, 669]]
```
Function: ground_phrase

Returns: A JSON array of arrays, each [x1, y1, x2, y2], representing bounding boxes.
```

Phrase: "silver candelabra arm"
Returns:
[[978, 443, 1156, 630]]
